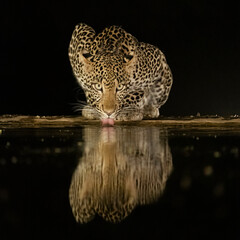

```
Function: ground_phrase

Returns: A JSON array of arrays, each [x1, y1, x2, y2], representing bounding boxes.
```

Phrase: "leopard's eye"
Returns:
[[117, 83, 125, 91], [94, 83, 102, 91]]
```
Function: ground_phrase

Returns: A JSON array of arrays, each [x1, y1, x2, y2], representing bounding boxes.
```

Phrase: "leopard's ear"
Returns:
[[68, 23, 95, 64]]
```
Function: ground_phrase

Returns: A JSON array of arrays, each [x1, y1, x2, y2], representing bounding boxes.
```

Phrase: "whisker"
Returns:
[[76, 99, 88, 105], [73, 107, 96, 113], [70, 103, 87, 108], [70, 100, 93, 113]]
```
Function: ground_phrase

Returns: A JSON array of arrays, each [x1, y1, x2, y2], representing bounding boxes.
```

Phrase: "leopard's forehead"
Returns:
[[94, 53, 124, 69], [93, 54, 125, 82]]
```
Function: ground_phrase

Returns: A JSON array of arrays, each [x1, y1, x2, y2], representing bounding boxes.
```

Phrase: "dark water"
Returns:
[[0, 126, 239, 240]]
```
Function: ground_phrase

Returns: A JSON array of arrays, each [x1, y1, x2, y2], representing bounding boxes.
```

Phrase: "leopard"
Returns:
[[68, 23, 173, 122]]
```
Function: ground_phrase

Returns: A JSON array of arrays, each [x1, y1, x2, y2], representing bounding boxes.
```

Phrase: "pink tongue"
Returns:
[[101, 118, 115, 126]]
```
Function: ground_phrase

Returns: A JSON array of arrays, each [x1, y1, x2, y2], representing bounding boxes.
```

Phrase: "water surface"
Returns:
[[0, 125, 239, 239]]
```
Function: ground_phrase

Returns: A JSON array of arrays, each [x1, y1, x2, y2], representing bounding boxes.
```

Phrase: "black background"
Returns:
[[1, 0, 240, 116]]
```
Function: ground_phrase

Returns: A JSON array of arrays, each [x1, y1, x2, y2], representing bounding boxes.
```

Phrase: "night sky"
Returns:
[[1, 0, 240, 116]]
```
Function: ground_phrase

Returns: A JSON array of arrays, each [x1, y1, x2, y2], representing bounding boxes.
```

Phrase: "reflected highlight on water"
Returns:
[[69, 126, 172, 223]]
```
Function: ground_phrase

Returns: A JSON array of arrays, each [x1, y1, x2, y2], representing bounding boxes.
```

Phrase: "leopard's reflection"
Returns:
[[69, 127, 172, 223]]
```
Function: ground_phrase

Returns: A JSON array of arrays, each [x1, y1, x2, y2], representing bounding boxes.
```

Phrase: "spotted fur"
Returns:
[[69, 23, 173, 120]]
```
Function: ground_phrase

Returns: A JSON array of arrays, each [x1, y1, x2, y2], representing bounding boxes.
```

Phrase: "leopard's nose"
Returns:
[[102, 103, 115, 116], [102, 106, 115, 116]]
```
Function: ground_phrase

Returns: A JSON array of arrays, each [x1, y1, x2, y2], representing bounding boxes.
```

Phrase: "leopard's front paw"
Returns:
[[143, 106, 159, 119], [116, 111, 143, 121]]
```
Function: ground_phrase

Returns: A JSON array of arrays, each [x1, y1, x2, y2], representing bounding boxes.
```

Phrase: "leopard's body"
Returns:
[[69, 24, 173, 120]]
